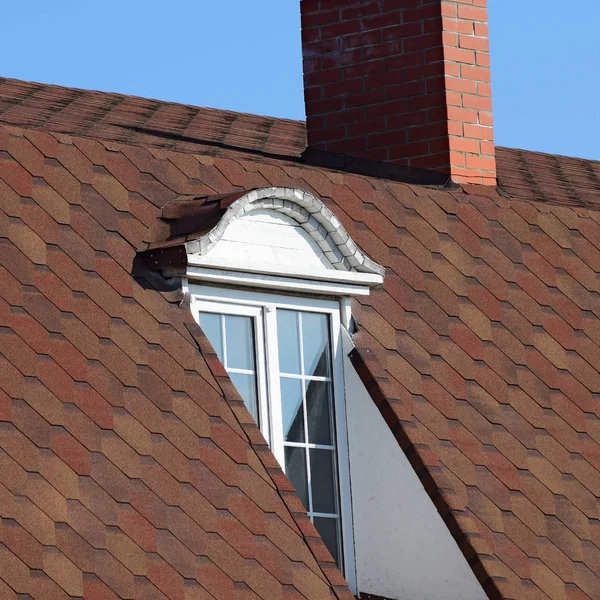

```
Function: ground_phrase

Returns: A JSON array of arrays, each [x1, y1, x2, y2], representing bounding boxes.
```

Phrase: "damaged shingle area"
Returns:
[[1, 77, 600, 600]]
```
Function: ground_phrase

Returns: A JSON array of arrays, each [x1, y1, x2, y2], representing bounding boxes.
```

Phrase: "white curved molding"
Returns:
[[184, 187, 385, 279]]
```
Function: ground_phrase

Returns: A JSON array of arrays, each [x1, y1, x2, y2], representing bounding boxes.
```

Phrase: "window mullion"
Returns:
[[298, 312, 314, 519], [281, 441, 335, 450], [264, 305, 285, 468], [254, 309, 270, 443], [220, 314, 228, 370]]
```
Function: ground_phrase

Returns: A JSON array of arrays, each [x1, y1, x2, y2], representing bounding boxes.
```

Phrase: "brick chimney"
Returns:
[[301, 0, 496, 185]]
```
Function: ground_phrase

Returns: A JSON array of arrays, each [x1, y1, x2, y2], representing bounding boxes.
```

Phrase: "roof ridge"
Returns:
[[496, 145, 600, 166], [0, 76, 306, 126]]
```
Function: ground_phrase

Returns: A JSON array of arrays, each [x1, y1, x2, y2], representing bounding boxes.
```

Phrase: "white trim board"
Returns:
[[186, 266, 375, 296]]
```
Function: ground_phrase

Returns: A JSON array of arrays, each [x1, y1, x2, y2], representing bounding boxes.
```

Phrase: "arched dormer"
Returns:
[[144, 187, 385, 296]]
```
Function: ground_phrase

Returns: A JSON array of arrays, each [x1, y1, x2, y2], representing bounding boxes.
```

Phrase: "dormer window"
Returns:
[[143, 187, 385, 593]]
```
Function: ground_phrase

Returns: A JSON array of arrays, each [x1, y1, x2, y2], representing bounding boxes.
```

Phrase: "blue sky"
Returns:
[[1, 1, 598, 160]]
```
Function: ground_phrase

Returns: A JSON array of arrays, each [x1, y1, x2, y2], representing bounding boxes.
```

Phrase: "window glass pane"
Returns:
[[285, 446, 309, 510], [198, 312, 224, 363], [306, 380, 333, 446], [302, 312, 330, 377], [225, 315, 255, 370], [313, 517, 340, 566], [281, 377, 305, 443], [310, 449, 337, 514], [277, 310, 301, 374], [229, 372, 258, 422]]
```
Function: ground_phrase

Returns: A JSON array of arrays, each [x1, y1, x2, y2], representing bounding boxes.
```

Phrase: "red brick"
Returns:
[[462, 93, 493, 111], [461, 64, 491, 82], [443, 16, 476, 34], [323, 77, 364, 99], [449, 136, 481, 154], [445, 46, 476, 64], [448, 106, 479, 124], [459, 34, 489, 51], [304, 67, 343, 87], [401, 3, 441, 23], [465, 154, 496, 171], [474, 21, 489, 36], [342, 2, 380, 21], [457, 5, 488, 22], [464, 124, 494, 140], [478, 82, 492, 96], [301, 7, 340, 28], [440, 2, 457, 18], [476, 51, 491, 67], [320, 18, 361, 38]]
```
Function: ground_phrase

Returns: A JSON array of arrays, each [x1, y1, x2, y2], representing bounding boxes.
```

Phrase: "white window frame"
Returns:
[[194, 300, 269, 436], [190, 283, 357, 592]]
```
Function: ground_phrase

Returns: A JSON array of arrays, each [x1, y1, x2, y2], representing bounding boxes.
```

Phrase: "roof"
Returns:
[[1, 77, 600, 600]]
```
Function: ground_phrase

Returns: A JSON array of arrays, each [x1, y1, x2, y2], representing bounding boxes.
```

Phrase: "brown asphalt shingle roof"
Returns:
[[1, 77, 600, 600]]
